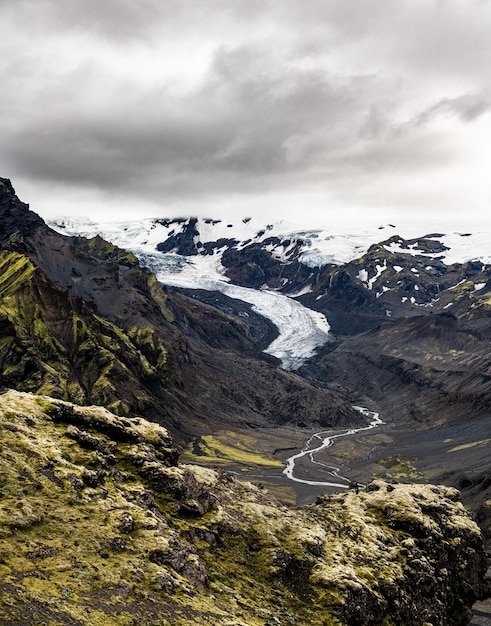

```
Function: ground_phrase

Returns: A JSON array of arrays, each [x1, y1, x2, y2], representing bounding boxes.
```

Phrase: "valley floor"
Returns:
[[182, 414, 491, 549]]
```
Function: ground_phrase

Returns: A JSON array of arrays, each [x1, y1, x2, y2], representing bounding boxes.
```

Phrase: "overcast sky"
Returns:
[[1, 0, 491, 228]]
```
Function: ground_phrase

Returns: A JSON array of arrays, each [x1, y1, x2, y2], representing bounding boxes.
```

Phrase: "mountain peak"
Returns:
[[0, 177, 45, 245], [0, 177, 15, 194]]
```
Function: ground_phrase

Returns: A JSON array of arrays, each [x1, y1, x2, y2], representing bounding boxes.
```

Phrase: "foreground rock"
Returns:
[[0, 390, 488, 625]]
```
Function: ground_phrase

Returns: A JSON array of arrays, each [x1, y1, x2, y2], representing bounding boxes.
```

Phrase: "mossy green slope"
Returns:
[[0, 250, 169, 416], [0, 390, 487, 626]]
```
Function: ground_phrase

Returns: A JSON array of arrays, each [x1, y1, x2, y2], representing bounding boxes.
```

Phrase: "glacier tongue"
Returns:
[[130, 250, 331, 370]]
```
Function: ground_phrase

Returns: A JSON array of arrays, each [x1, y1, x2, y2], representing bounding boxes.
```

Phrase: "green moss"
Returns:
[[375, 455, 426, 482], [82, 235, 141, 270], [127, 325, 168, 375], [0, 251, 37, 297], [0, 253, 172, 415], [107, 400, 130, 416], [448, 439, 491, 453], [0, 391, 484, 625], [147, 274, 174, 322], [183, 432, 284, 468]]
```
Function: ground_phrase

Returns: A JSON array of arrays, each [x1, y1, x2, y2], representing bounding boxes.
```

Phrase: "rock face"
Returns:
[[301, 312, 491, 426], [0, 390, 488, 625], [0, 178, 362, 436]]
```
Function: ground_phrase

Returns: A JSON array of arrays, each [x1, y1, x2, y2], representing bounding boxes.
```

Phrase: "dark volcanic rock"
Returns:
[[300, 267, 389, 335], [165, 288, 280, 358], [156, 217, 200, 255], [222, 238, 316, 292], [0, 178, 45, 244], [302, 312, 491, 426]]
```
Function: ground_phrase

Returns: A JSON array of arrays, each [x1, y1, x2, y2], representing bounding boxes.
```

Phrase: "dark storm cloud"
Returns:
[[4, 40, 384, 196], [1, 0, 270, 42], [1, 0, 491, 218], [3, 0, 165, 40]]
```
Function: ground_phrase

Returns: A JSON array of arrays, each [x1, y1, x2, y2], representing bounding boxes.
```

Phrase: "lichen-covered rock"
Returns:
[[312, 481, 489, 625], [0, 390, 488, 625]]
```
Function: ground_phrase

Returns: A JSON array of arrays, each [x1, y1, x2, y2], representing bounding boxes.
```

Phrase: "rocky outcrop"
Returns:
[[156, 217, 201, 255], [0, 390, 488, 625]]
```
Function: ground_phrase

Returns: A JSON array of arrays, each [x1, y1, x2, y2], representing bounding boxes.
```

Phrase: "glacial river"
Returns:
[[283, 407, 383, 488]]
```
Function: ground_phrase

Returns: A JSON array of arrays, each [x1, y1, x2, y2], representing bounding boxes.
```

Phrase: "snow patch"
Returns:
[[357, 260, 387, 290], [357, 269, 369, 284], [289, 284, 313, 298], [448, 279, 467, 290]]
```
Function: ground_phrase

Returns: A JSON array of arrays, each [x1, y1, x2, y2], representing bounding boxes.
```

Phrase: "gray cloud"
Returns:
[[1, 0, 491, 222], [411, 93, 491, 127]]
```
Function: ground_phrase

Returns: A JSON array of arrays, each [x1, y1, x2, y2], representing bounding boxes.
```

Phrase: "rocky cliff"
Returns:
[[0, 390, 488, 625]]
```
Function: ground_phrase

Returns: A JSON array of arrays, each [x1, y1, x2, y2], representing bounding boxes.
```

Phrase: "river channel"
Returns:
[[282, 407, 383, 488]]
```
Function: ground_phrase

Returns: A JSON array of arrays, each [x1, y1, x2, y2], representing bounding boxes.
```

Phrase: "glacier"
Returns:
[[49, 221, 332, 370]]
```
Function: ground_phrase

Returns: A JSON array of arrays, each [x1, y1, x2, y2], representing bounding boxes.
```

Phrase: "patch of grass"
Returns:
[[183, 431, 284, 469], [448, 439, 491, 453], [374, 455, 425, 482]]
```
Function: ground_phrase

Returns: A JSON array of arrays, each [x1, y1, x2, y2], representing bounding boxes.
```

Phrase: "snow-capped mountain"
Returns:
[[49, 214, 491, 269], [50, 214, 491, 342]]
